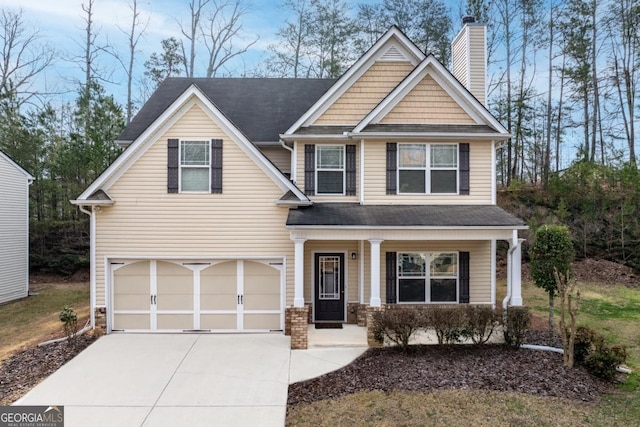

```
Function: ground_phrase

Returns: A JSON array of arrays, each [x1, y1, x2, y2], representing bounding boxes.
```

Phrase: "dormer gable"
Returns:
[[352, 55, 509, 136], [284, 26, 425, 133]]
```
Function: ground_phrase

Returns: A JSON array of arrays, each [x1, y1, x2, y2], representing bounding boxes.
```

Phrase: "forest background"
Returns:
[[0, 0, 638, 274]]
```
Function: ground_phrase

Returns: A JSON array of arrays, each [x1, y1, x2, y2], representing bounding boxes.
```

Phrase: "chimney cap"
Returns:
[[462, 16, 476, 24]]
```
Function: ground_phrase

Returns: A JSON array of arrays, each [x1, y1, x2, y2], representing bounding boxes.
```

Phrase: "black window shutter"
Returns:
[[386, 142, 397, 195], [345, 144, 356, 196], [167, 139, 179, 193], [386, 252, 397, 304], [459, 251, 470, 303], [459, 143, 470, 195], [304, 144, 315, 195], [211, 139, 223, 193]]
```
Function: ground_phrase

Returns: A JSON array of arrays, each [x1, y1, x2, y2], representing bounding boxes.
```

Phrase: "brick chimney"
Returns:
[[451, 16, 487, 106]]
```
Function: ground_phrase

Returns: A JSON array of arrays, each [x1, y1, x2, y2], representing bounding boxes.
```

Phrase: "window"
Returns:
[[316, 145, 344, 194], [397, 252, 458, 303], [397, 143, 457, 194], [180, 140, 210, 192]]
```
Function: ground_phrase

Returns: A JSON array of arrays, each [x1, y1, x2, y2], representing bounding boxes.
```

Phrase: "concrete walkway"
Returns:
[[15, 332, 367, 427]]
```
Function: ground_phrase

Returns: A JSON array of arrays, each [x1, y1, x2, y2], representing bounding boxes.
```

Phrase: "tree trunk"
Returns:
[[548, 293, 555, 347]]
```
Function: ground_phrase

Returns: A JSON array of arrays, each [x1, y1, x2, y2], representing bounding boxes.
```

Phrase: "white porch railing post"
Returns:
[[293, 238, 306, 307], [510, 238, 525, 306], [369, 239, 383, 307]]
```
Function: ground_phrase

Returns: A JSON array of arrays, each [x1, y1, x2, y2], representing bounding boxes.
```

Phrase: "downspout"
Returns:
[[502, 229, 522, 312], [78, 205, 96, 329], [280, 139, 295, 182]]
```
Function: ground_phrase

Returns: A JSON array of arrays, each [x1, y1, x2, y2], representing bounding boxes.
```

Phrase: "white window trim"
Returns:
[[396, 251, 459, 304], [179, 139, 211, 193], [397, 143, 459, 195], [315, 144, 346, 195]]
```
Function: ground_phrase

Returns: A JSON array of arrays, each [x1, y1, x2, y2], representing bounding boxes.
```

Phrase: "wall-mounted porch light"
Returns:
[[351, 252, 357, 260]]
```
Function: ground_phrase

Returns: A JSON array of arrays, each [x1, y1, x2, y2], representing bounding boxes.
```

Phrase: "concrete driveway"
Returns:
[[15, 334, 292, 427]]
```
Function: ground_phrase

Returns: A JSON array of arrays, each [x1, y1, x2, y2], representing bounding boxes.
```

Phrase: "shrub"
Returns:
[[371, 307, 424, 351], [573, 327, 628, 381], [574, 326, 599, 365], [504, 306, 531, 348], [59, 306, 79, 345], [461, 305, 500, 345], [428, 306, 466, 344]]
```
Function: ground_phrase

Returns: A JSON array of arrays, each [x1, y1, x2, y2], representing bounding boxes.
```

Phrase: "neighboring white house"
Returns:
[[0, 150, 34, 304]]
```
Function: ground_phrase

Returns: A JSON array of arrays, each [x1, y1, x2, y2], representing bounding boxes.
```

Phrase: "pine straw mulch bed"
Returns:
[[287, 341, 614, 406], [0, 334, 98, 405]]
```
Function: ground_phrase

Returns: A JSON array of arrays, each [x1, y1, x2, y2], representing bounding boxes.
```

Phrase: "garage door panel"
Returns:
[[113, 314, 150, 330], [156, 314, 193, 330], [113, 276, 149, 295], [114, 260, 150, 277], [244, 314, 280, 330], [200, 281, 236, 296], [202, 261, 236, 278], [113, 294, 149, 311], [201, 294, 237, 310], [244, 294, 280, 311], [157, 295, 193, 310], [200, 314, 237, 330]]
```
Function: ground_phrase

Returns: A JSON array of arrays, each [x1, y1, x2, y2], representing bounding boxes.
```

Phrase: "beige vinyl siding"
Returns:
[[303, 241, 360, 305], [451, 25, 486, 105], [451, 31, 468, 88], [95, 104, 295, 306], [314, 62, 415, 125], [259, 146, 291, 174], [363, 139, 493, 204], [0, 156, 29, 304], [294, 140, 359, 203], [380, 74, 476, 124], [468, 26, 486, 105], [367, 241, 491, 304]]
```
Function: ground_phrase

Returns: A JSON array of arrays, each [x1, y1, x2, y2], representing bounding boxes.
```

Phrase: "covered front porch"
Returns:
[[284, 204, 527, 349]]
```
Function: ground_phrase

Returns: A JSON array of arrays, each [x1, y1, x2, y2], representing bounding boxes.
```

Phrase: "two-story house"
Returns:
[[72, 20, 526, 349]]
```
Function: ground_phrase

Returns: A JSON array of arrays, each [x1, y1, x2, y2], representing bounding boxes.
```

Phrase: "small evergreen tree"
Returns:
[[530, 224, 575, 346]]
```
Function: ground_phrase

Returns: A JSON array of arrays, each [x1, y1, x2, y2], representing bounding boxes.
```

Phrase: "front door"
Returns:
[[314, 253, 345, 322]]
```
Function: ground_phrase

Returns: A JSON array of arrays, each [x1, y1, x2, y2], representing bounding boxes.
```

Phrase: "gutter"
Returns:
[[279, 139, 295, 183], [77, 205, 96, 329]]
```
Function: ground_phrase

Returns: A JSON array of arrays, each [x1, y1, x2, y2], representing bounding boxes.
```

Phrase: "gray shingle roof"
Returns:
[[360, 124, 499, 134], [292, 125, 354, 135], [286, 204, 525, 227], [119, 78, 336, 143]]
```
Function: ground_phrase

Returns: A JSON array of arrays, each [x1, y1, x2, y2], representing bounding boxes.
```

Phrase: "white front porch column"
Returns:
[[369, 239, 383, 307], [510, 238, 525, 306], [293, 238, 306, 307]]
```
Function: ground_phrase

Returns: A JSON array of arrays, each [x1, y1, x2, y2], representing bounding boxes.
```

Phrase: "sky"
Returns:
[[0, 0, 306, 106]]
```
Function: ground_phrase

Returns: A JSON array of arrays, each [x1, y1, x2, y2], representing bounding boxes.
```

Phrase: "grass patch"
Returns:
[[0, 282, 90, 362], [287, 390, 610, 427]]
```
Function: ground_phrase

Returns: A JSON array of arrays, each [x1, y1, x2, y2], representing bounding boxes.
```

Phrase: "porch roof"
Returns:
[[286, 204, 526, 229]]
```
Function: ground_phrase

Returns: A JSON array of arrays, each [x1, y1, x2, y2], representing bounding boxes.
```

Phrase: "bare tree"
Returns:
[[202, 0, 258, 78], [179, 0, 210, 77], [0, 8, 54, 103], [265, 0, 315, 78], [118, 0, 149, 124]]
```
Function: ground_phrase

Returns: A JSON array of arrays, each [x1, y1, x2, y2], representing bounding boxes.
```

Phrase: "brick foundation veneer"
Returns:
[[366, 306, 384, 347], [287, 306, 310, 349], [95, 307, 107, 330]]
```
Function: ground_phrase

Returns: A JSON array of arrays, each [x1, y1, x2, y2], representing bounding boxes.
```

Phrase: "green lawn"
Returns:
[[287, 279, 640, 426], [0, 282, 90, 362]]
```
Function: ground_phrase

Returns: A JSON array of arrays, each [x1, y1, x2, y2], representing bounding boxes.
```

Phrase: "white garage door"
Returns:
[[111, 259, 283, 332]]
